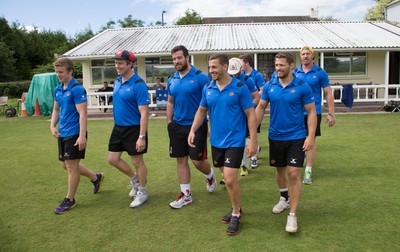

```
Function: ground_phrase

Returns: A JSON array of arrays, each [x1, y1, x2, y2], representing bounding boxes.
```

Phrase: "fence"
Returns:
[[329, 84, 400, 103], [87, 84, 400, 110], [87, 90, 159, 109]]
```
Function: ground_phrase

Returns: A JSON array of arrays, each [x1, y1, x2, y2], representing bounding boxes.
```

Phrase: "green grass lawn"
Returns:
[[0, 114, 399, 251]]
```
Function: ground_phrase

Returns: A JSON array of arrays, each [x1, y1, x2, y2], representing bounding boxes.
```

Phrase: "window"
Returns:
[[323, 52, 366, 76], [258, 53, 276, 81], [145, 57, 176, 84], [91, 59, 118, 86], [91, 59, 137, 86]]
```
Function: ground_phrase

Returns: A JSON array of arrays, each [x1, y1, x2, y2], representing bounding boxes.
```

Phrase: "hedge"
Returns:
[[0, 81, 31, 98]]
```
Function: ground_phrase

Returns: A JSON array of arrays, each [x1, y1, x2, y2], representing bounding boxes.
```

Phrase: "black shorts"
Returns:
[[58, 134, 86, 161], [245, 118, 261, 137], [269, 138, 305, 168], [108, 124, 148, 156], [168, 120, 208, 160], [304, 114, 322, 137], [211, 146, 244, 169]]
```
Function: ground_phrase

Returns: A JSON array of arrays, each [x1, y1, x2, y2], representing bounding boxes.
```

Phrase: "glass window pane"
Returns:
[[351, 57, 366, 75], [145, 65, 176, 84], [325, 57, 350, 76]]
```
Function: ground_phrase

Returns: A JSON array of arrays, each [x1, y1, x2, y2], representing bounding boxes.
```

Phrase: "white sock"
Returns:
[[305, 166, 312, 173], [232, 212, 240, 218], [138, 186, 146, 194], [206, 168, 214, 180], [130, 174, 138, 181], [180, 184, 191, 195]]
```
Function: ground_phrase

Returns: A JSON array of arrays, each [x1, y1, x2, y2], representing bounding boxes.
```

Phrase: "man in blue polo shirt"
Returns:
[[239, 53, 264, 168], [255, 52, 317, 233], [107, 50, 150, 208], [167, 45, 216, 209], [294, 45, 336, 184], [228, 57, 259, 176], [189, 53, 258, 236], [50, 57, 104, 214]]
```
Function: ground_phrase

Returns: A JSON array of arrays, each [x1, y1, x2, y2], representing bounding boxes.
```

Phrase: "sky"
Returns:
[[0, 0, 375, 37]]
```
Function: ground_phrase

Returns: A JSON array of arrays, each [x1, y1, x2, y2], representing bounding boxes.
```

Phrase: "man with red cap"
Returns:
[[107, 50, 150, 208]]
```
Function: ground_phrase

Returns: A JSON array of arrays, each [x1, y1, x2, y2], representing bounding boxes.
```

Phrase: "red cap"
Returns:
[[114, 50, 135, 62]]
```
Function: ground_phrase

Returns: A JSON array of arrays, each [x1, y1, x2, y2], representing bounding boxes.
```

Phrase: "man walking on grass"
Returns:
[[255, 52, 316, 233], [189, 53, 257, 235], [167, 45, 217, 209]]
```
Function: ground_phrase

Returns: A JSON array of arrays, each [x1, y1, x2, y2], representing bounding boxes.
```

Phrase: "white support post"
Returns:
[[384, 51, 390, 105]]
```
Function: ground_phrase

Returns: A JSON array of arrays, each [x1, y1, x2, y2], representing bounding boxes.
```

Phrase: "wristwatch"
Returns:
[[328, 113, 335, 118], [138, 134, 146, 140]]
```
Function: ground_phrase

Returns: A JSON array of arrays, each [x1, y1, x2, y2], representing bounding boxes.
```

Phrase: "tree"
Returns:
[[174, 9, 202, 25], [99, 20, 117, 32], [0, 41, 16, 81], [73, 26, 95, 46], [118, 15, 145, 28], [0, 17, 72, 81], [365, 0, 395, 21], [319, 16, 338, 21]]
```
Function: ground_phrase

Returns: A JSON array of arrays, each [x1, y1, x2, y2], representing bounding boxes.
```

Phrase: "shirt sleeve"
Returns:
[[200, 85, 208, 108], [302, 83, 315, 105], [318, 69, 330, 89], [260, 83, 271, 102], [72, 86, 87, 105], [240, 85, 255, 110], [137, 82, 150, 106]]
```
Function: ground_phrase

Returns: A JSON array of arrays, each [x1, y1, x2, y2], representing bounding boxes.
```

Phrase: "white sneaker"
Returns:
[[129, 177, 139, 198], [130, 191, 148, 208], [206, 174, 217, 192], [272, 196, 290, 214], [285, 214, 298, 233], [169, 193, 193, 209]]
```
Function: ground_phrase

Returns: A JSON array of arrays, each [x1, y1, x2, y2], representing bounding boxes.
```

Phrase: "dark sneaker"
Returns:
[[222, 208, 242, 224], [226, 215, 241, 235], [92, 172, 104, 194], [54, 198, 76, 214], [251, 158, 259, 169]]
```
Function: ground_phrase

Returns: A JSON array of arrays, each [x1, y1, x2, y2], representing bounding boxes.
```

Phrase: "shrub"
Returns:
[[0, 81, 31, 98]]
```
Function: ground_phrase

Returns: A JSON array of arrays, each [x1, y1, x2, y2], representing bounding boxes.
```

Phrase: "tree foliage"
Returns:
[[365, 0, 395, 21], [118, 15, 145, 28], [319, 16, 338, 21], [174, 9, 203, 25], [0, 14, 147, 82]]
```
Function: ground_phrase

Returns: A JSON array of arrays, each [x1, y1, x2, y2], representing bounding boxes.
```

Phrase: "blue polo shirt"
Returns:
[[113, 73, 149, 126], [233, 73, 258, 94], [167, 66, 209, 126], [53, 78, 87, 137], [294, 64, 330, 114], [201, 78, 254, 148], [245, 69, 265, 90], [261, 75, 315, 141]]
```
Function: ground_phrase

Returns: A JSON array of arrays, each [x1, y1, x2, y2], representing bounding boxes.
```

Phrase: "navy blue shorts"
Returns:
[[211, 146, 244, 169], [269, 138, 305, 168], [168, 120, 208, 161], [108, 125, 148, 156], [304, 114, 322, 137], [58, 134, 86, 161]]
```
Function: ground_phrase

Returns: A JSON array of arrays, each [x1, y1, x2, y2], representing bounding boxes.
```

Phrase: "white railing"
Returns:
[[87, 90, 158, 109], [328, 84, 400, 104], [87, 85, 400, 110]]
